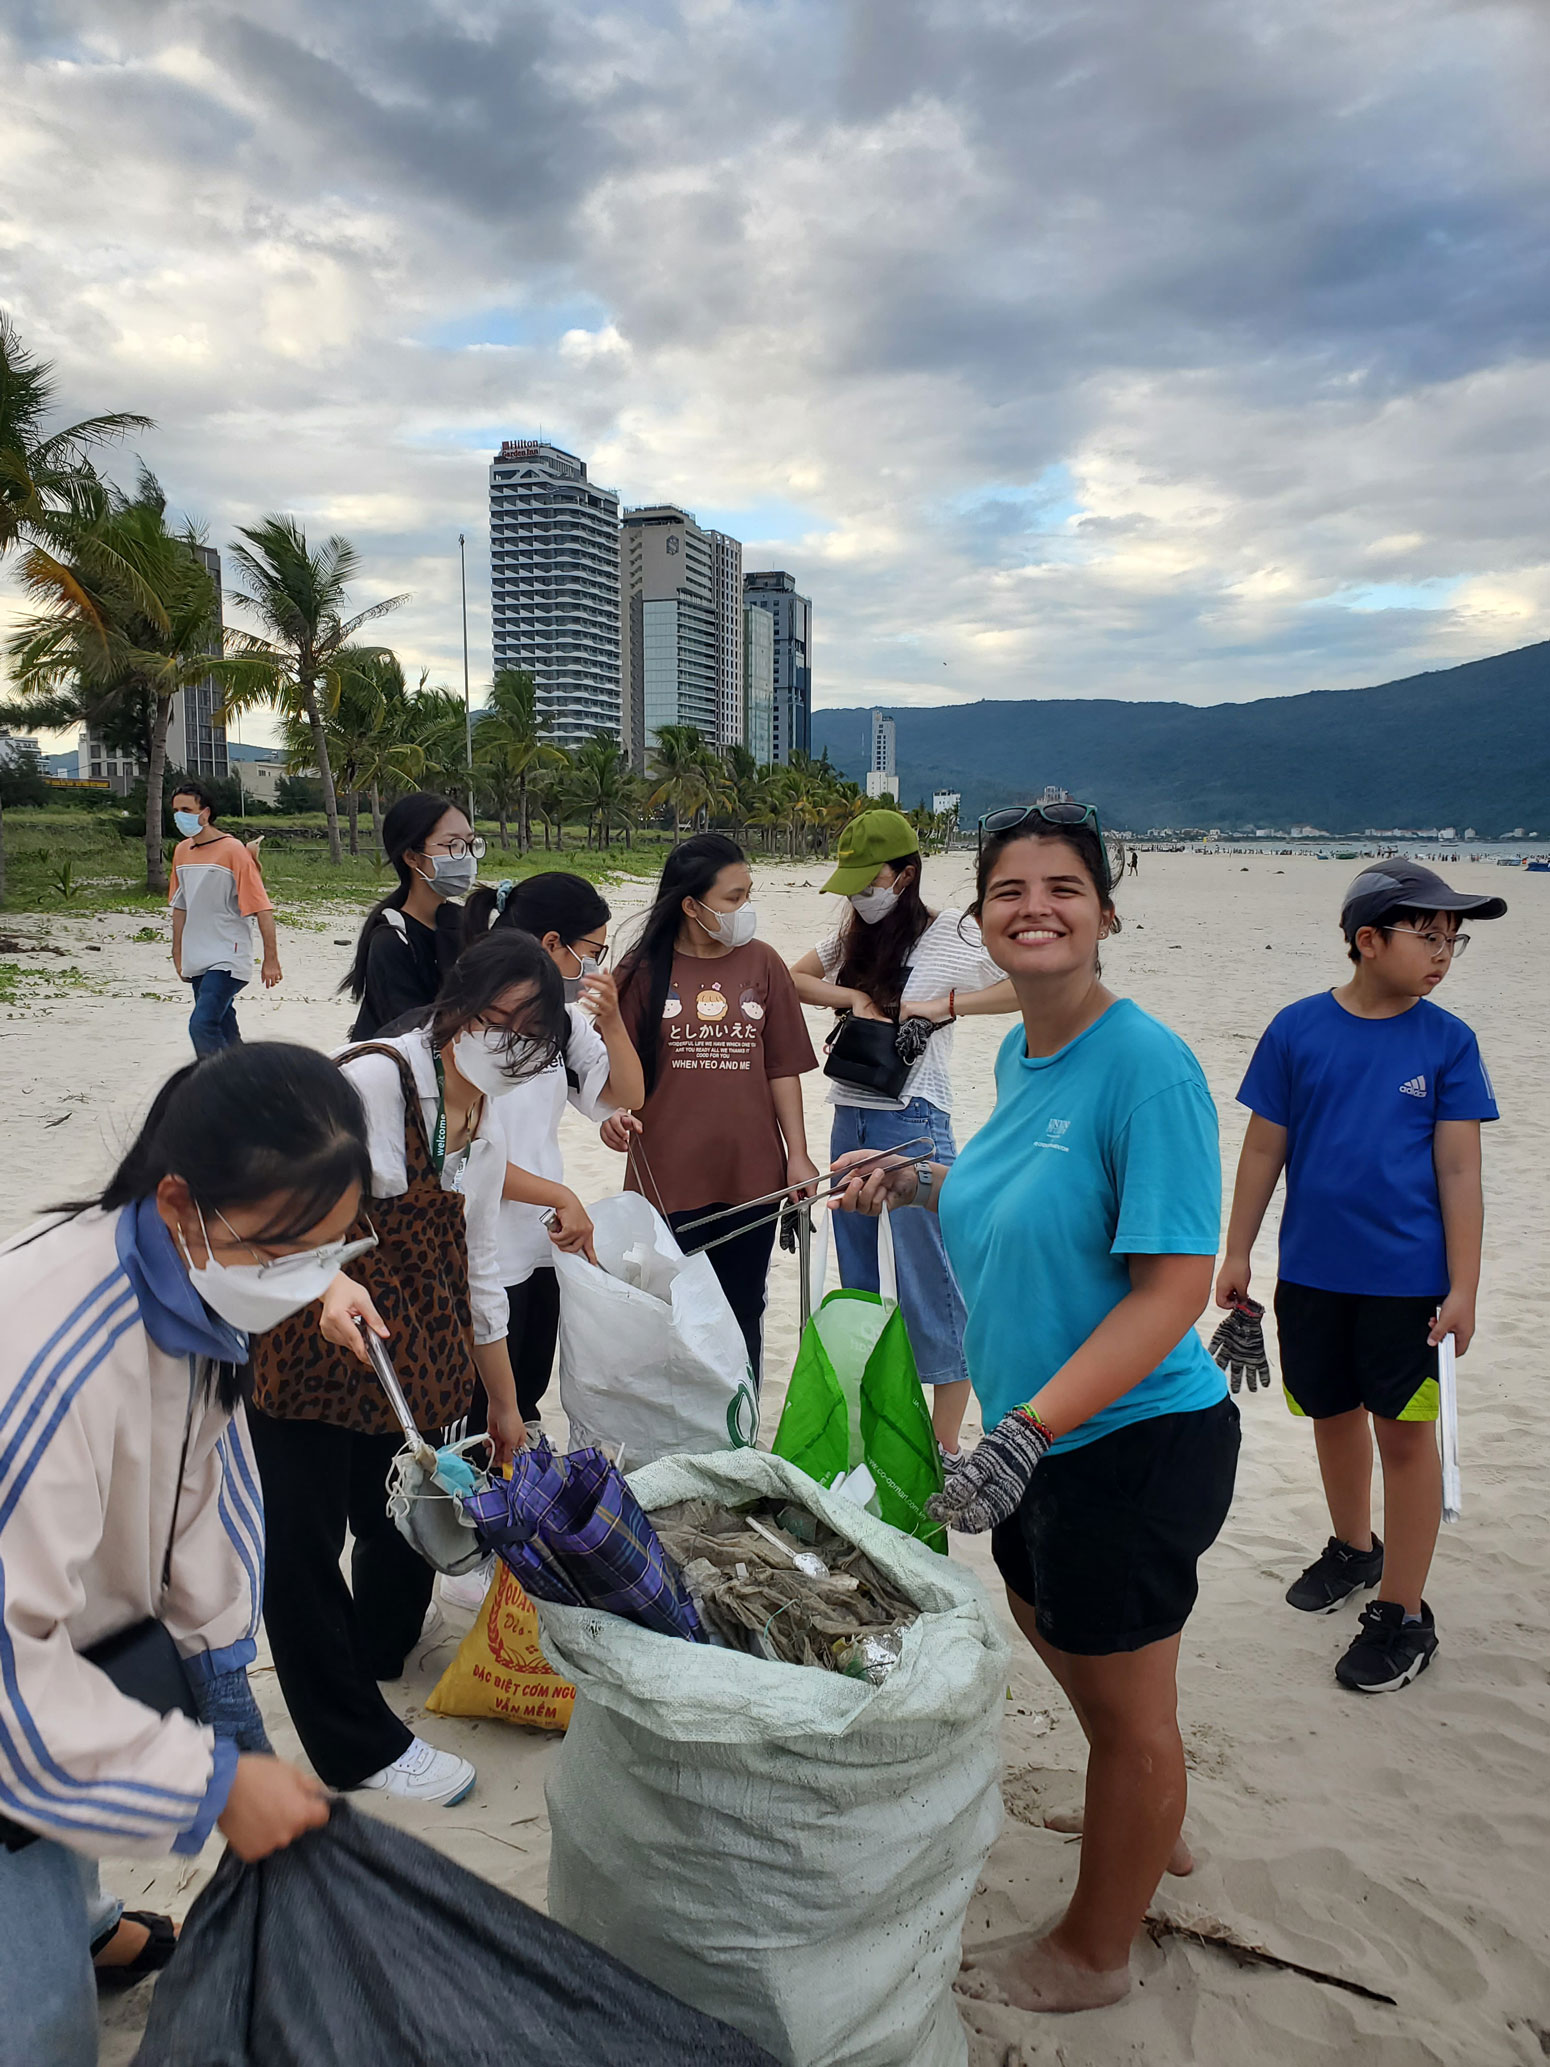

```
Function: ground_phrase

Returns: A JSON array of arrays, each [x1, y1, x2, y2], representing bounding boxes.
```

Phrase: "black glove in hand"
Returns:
[[926, 1407, 1053, 1534], [1208, 1298, 1270, 1394]]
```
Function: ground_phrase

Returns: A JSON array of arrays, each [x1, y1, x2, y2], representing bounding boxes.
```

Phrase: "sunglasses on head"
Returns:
[[976, 801, 1108, 874]]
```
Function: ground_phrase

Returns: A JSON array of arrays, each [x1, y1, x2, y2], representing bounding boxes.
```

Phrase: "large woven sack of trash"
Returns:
[[132, 1801, 778, 2067], [553, 1192, 760, 1462], [540, 1448, 1009, 2067]]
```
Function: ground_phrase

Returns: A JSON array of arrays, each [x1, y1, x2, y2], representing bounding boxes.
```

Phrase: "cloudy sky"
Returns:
[[4, 0, 1549, 744]]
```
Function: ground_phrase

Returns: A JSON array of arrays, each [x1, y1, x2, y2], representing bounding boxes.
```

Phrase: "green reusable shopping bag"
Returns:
[[772, 1206, 947, 1554]]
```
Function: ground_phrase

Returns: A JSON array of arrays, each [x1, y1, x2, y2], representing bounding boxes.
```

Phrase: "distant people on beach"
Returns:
[[1219, 859, 1505, 1692], [833, 802, 1236, 2014], [168, 780, 280, 1055], [607, 835, 818, 1377], [789, 807, 1016, 1459], [340, 791, 481, 1040]]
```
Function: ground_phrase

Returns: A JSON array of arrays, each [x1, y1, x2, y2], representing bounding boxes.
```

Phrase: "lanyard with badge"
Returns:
[[430, 1047, 481, 1189]]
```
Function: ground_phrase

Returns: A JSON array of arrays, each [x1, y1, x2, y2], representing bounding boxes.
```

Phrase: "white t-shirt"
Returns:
[[490, 1004, 616, 1285], [816, 908, 1004, 1113], [333, 1028, 509, 1346]]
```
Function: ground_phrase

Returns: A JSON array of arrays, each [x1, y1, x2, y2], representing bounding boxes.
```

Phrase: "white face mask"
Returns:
[[561, 948, 602, 1006], [452, 1027, 534, 1096], [173, 810, 203, 839], [178, 1206, 377, 1334], [849, 881, 903, 926], [693, 901, 758, 949], [415, 854, 477, 900]]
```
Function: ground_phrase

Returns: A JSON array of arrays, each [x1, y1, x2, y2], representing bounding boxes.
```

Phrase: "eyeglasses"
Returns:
[[1382, 926, 1470, 959], [564, 939, 610, 971], [429, 835, 487, 860], [977, 802, 1108, 876]]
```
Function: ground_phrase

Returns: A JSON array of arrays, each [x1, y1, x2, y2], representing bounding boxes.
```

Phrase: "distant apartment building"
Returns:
[[709, 530, 744, 749], [743, 604, 775, 766], [228, 743, 287, 807], [932, 790, 961, 823], [620, 506, 720, 772], [489, 441, 622, 751], [743, 571, 812, 764], [0, 730, 40, 767]]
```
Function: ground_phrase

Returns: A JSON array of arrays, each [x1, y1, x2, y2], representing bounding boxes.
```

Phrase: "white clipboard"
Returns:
[[1439, 1330, 1461, 1525]]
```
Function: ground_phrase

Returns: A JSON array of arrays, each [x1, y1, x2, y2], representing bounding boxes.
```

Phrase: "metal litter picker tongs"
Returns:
[[667, 1136, 938, 1258], [360, 1322, 494, 1575], [1439, 1330, 1462, 1525]]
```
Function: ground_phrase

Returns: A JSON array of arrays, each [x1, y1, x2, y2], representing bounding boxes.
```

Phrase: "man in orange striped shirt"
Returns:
[[168, 781, 282, 1055]]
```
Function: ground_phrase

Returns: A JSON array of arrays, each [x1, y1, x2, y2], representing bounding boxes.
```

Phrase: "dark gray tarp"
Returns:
[[133, 1802, 779, 2067]]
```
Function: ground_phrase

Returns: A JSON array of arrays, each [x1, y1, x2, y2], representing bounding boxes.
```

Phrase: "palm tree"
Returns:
[[0, 310, 150, 904], [405, 681, 476, 800], [647, 724, 731, 841], [5, 471, 266, 893], [566, 732, 638, 849], [475, 669, 566, 851], [224, 517, 406, 865], [278, 647, 423, 856]]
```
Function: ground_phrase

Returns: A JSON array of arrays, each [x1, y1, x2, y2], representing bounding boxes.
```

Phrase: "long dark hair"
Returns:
[[462, 871, 610, 952], [415, 930, 567, 1084], [970, 822, 1121, 973], [617, 834, 745, 1094], [834, 855, 932, 1018], [340, 791, 459, 1002], [59, 1043, 373, 1409]]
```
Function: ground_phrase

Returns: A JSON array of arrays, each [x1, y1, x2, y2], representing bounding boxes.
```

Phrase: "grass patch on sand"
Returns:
[[0, 811, 675, 918]]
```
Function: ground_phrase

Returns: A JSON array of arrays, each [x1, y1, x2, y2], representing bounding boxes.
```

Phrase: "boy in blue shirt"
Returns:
[[1217, 861, 1504, 1693]]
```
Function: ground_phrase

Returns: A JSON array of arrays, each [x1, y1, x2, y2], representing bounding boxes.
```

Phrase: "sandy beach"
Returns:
[[3, 849, 1548, 2066]]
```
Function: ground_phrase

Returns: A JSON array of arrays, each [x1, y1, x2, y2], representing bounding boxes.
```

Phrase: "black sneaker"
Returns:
[[1285, 1534, 1384, 1613], [1336, 1600, 1438, 1693]]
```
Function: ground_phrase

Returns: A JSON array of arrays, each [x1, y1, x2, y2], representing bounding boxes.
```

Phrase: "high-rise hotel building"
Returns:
[[743, 570, 812, 763], [488, 441, 621, 751]]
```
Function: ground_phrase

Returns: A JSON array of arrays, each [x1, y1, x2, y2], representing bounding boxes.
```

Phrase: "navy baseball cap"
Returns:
[[1341, 860, 1508, 940]]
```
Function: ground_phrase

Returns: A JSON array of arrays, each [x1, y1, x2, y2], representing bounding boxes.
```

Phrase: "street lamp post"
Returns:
[[459, 531, 474, 820]]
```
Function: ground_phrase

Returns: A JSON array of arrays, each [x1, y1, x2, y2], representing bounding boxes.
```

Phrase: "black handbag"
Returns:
[[1, 1620, 200, 1851], [822, 1012, 912, 1099]]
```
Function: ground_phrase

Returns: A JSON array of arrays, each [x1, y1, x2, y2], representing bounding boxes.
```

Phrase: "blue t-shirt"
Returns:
[[938, 1000, 1227, 1454], [1237, 991, 1498, 1298]]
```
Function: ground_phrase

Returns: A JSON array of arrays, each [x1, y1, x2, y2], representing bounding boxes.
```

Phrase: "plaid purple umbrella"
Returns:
[[463, 1439, 705, 1644]]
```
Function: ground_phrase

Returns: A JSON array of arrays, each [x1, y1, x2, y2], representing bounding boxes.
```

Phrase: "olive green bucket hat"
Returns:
[[822, 808, 921, 896]]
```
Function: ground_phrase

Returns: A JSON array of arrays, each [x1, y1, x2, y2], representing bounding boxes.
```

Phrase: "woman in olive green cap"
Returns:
[[790, 808, 1016, 1458]]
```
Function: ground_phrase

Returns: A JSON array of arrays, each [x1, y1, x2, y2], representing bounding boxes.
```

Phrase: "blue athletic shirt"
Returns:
[[938, 1000, 1227, 1454], [1236, 991, 1498, 1298]]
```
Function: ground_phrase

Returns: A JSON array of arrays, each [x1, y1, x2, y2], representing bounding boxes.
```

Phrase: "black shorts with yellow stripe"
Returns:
[[1273, 1281, 1440, 1423]]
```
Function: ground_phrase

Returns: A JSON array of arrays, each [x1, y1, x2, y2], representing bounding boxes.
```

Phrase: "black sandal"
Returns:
[[93, 1909, 179, 1991]]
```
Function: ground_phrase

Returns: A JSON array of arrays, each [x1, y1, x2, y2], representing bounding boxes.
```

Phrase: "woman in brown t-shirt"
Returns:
[[608, 834, 818, 1374]]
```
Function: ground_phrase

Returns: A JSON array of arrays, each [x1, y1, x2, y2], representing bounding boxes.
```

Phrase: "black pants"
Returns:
[[248, 1408, 433, 1790], [669, 1201, 777, 1381], [467, 1270, 562, 1434]]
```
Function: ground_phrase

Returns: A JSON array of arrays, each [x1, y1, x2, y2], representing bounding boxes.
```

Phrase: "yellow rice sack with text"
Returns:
[[426, 1564, 575, 1732]]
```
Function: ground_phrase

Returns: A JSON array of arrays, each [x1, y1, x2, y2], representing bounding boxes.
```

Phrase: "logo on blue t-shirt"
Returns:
[[1399, 1075, 1427, 1098]]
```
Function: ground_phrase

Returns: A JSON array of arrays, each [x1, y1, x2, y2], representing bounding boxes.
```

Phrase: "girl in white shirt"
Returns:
[[247, 931, 563, 1810], [790, 809, 1015, 1457], [459, 874, 645, 1437]]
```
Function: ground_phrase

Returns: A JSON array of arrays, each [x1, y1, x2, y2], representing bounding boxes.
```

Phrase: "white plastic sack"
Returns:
[[552, 1193, 759, 1463], [539, 1449, 1008, 2067]]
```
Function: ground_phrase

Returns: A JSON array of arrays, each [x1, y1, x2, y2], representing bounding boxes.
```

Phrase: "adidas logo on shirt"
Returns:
[[1399, 1075, 1427, 1099]]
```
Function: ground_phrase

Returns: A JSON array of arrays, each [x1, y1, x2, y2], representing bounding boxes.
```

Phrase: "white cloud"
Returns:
[[4, 0, 1550, 748]]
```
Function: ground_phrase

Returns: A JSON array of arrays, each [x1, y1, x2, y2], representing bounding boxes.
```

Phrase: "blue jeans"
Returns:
[[0, 1841, 96, 2067], [829, 1098, 969, 1388], [187, 969, 245, 1056]]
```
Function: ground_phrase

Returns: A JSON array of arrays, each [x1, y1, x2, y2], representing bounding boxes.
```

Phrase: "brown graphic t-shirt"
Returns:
[[618, 940, 817, 1214]]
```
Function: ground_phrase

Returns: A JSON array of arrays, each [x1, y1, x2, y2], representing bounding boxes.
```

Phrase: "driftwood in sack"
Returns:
[[652, 1498, 918, 1672]]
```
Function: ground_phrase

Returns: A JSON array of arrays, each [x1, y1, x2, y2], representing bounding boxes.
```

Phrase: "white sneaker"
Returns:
[[439, 1557, 496, 1613], [356, 1736, 475, 1807]]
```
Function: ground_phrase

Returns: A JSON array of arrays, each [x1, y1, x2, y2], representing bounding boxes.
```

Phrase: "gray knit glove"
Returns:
[[926, 1407, 1053, 1534], [1208, 1299, 1270, 1394]]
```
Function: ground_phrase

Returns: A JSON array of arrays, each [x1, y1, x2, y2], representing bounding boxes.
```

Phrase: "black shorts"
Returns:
[[989, 1397, 1240, 1657], [1274, 1281, 1439, 1423]]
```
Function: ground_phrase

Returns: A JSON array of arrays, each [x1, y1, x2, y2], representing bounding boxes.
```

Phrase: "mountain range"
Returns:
[[810, 640, 1550, 834]]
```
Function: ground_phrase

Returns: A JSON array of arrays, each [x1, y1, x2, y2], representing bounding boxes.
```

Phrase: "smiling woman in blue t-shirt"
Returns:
[[831, 806, 1237, 2018]]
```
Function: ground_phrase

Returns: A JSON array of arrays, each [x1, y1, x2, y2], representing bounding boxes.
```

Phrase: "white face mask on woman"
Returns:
[[414, 854, 478, 900], [848, 881, 903, 926], [560, 948, 602, 1006], [452, 1027, 535, 1096], [693, 901, 759, 949], [178, 1206, 377, 1334]]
